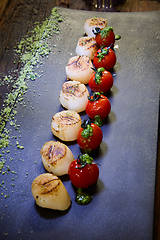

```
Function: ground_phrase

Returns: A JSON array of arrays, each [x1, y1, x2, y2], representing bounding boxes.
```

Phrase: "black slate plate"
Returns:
[[0, 8, 160, 240]]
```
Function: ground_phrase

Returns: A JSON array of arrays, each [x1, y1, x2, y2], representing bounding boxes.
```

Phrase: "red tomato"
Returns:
[[86, 93, 111, 121], [95, 26, 115, 47], [77, 121, 103, 151], [68, 154, 99, 189], [88, 67, 113, 93], [93, 47, 116, 70]]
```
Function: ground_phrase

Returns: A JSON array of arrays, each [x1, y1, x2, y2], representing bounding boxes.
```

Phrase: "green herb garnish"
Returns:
[[97, 48, 109, 62], [115, 34, 121, 40], [100, 26, 113, 39], [94, 67, 105, 84], [0, 7, 63, 197], [81, 124, 93, 138], [76, 188, 92, 205], [76, 153, 93, 168], [94, 115, 103, 127]]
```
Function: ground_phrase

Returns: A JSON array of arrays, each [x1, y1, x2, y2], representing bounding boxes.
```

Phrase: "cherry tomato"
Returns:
[[88, 67, 113, 93], [68, 154, 99, 189], [93, 47, 116, 70], [77, 120, 103, 151], [86, 92, 111, 122], [95, 26, 115, 47]]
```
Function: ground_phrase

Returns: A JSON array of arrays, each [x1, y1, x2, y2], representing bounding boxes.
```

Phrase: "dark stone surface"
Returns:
[[0, 8, 160, 240]]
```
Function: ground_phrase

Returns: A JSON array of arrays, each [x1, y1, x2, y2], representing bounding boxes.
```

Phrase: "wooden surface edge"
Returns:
[[153, 96, 160, 240], [0, 0, 9, 18]]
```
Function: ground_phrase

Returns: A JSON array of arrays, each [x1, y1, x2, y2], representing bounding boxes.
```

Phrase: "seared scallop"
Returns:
[[84, 17, 107, 37], [31, 173, 71, 210], [40, 141, 74, 176], [66, 55, 94, 84], [59, 81, 89, 113], [76, 37, 98, 60], [51, 110, 81, 141]]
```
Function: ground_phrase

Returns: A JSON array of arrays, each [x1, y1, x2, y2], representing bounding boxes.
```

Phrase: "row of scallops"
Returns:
[[31, 17, 112, 211]]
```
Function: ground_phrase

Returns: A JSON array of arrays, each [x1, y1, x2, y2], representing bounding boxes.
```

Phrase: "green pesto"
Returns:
[[94, 115, 103, 127], [100, 26, 113, 39], [115, 34, 121, 40], [76, 188, 92, 205]]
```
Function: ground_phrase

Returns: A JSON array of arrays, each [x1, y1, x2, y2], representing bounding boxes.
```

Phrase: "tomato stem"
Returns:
[[94, 67, 105, 84], [100, 26, 113, 39], [79, 153, 93, 164], [88, 92, 101, 102], [97, 47, 109, 62], [76, 154, 93, 168], [81, 124, 93, 138], [81, 120, 93, 139], [81, 119, 91, 128]]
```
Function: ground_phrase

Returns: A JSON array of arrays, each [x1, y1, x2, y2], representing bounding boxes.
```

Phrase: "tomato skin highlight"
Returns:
[[77, 123, 103, 151], [93, 47, 116, 70], [68, 160, 99, 189], [86, 94, 111, 120], [95, 28, 115, 48], [88, 69, 113, 93]]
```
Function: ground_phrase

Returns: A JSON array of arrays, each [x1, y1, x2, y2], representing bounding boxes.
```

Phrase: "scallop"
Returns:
[[59, 81, 89, 113], [40, 141, 74, 176], [76, 37, 98, 60], [51, 110, 81, 141], [31, 173, 71, 211], [84, 17, 107, 37], [66, 55, 94, 84]]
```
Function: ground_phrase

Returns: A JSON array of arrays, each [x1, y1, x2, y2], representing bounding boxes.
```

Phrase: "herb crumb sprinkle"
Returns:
[[0, 8, 63, 198]]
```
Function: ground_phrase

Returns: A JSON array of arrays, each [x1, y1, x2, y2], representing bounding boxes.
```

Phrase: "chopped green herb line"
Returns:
[[0, 8, 63, 197]]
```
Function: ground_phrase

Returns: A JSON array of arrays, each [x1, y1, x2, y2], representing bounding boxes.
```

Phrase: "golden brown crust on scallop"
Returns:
[[62, 82, 88, 98], [78, 37, 97, 50], [32, 174, 60, 195], [31, 173, 71, 210], [40, 141, 66, 166], [52, 111, 81, 126], [67, 56, 91, 71], [51, 110, 81, 141], [87, 17, 107, 27]]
